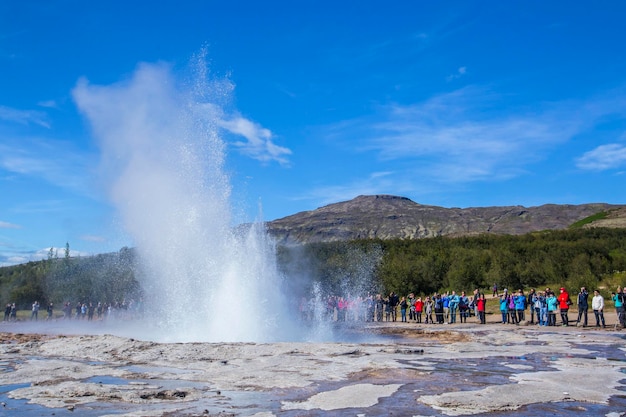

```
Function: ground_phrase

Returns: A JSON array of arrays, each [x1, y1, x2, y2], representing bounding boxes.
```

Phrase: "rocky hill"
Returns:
[[582, 206, 626, 229], [266, 195, 625, 244]]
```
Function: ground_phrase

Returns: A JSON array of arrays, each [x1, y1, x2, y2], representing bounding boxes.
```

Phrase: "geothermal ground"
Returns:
[[0, 319, 625, 416]]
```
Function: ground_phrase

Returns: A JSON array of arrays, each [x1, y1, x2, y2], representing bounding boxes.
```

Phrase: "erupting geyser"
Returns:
[[73, 58, 298, 342]]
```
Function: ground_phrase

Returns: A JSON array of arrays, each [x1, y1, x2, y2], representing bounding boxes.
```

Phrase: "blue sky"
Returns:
[[1, 1, 626, 266]]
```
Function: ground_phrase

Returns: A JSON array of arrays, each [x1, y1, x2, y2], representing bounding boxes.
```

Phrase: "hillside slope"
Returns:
[[267, 195, 624, 244]]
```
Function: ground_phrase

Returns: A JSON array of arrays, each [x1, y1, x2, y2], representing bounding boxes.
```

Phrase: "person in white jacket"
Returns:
[[591, 290, 606, 328]]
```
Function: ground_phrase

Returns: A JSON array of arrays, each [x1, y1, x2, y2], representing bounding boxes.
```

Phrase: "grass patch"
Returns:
[[569, 211, 608, 229]]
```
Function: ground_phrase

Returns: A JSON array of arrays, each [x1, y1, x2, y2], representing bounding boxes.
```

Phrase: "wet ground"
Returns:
[[0, 321, 624, 416]]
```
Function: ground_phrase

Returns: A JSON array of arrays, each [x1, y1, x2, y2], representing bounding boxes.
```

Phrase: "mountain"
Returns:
[[266, 195, 625, 244]]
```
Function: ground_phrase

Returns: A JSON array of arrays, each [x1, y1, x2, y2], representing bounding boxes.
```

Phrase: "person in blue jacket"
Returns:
[[499, 294, 509, 324], [514, 290, 526, 324], [546, 291, 558, 326], [448, 291, 460, 324]]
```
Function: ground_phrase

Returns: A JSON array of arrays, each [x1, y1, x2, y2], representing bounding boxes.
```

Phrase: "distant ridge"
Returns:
[[266, 195, 625, 244]]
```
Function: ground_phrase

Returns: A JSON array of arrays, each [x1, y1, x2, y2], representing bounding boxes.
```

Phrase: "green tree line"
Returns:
[[2, 228, 626, 309], [280, 227, 626, 298], [0, 247, 140, 310]]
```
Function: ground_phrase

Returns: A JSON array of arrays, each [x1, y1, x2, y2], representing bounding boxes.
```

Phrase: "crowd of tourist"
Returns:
[[4, 285, 626, 329], [3, 299, 143, 322], [299, 285, 626, 328]]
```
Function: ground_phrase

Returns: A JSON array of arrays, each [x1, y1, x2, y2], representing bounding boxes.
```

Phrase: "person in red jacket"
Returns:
[[414, 297, 424, 323], [557, 287, 571, 326]]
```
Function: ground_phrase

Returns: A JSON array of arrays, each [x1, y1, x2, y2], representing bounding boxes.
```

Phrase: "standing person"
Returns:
[[514, 290, 526, 323], [576, 287, 589, 327], [63, 302, 72, 320], [592, 290, 606, 328], [87, 303, 95, 321], [399, 297, 408, 323], [337, 297, 348, 321], [448, 291, 460, 324], [472, 288, 481, 318], [527, 289, 536, 324], [408, 293, 416, 321], [4, 304, 10, 321], [389, 292, 399, 322], [546, 292, 558, 326], [46, 302, 54, 320], [423, 296, 433, 324], [375, 294, 384, 322], [384, 296, 391, 322], [537, 291, 548, 326], [499, 294, 508, 324], [414, 297, 424, 323], [507, 292, 518, 324], [612, 287, 626, 328], [434, 294, 444, 324], [442, 292, 450, 322], [557, 287, 571, 326], [492, 283, 498, 297], [365, 295, 375, 322], [477, 293, 487, 324], [532, 290, 542, 325], [31, 301, 40, 321], [458, 291, 470, 323]]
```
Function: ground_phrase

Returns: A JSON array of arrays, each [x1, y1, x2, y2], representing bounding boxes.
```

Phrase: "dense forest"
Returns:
[[278, 227, 626, 298], [1, 228, 625, 310], [0, 247, 140, 310]]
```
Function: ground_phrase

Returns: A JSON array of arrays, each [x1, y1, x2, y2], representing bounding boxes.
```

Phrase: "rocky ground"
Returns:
[[0, 319, 625, 416]]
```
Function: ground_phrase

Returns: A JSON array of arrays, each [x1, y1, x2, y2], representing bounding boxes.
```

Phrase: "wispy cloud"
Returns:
[[0, 221, 21, 229], [37, 100, 58, 109], [446, 66, 467, 81], [324, 86, 626, 185], [0, 137, 96, 195], [0, 246, 92, 267], [0, 105, 50, 128], [576, 143, 626, 171], [292, 171, 419, 208], [219, 114, 292, 165], [10, 199, 70, 215]]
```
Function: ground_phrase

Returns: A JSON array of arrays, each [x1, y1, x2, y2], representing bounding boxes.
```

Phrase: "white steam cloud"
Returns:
[[72, 60, 298, 342]]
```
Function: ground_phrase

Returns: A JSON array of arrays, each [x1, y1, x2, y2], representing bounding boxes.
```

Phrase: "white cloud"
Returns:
[[0, 138, 96, 195], [326, 86, 585, 183], [219, 114, 292, 165], [319, 85, 626, 194], [37, 100, 58, 109], [0, 243, 94, 267], [0, 105, 50, 128], [446, 66, 467, 81], [0, 221, 21, 229], [0, 256, 29, 268], [293, 171, 418, 208], [576, 143, 626, 171]]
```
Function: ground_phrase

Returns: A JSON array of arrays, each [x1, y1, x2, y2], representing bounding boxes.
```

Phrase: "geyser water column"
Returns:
[[73, 61, 294, 342]]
